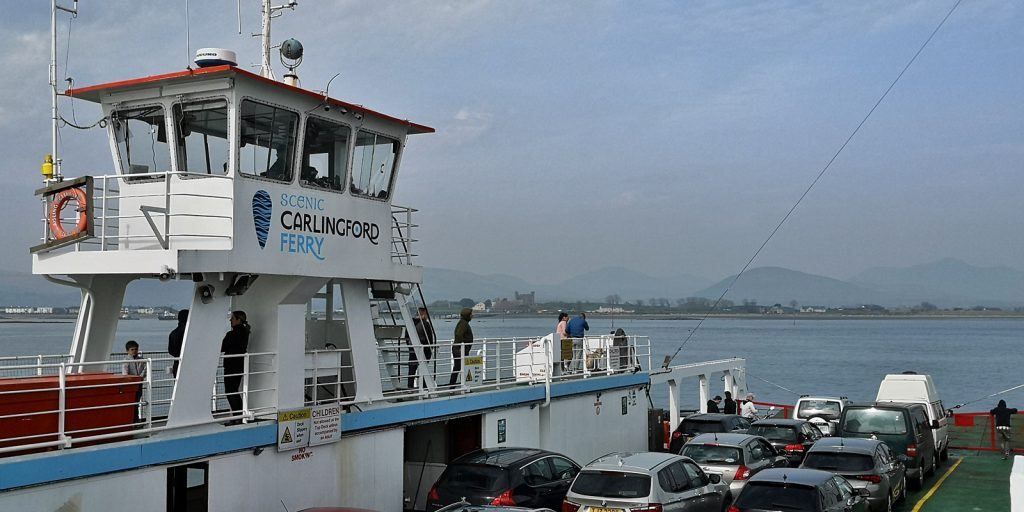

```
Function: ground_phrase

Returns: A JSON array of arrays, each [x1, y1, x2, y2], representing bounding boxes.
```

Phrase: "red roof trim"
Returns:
[[66, 66, 435, 134]]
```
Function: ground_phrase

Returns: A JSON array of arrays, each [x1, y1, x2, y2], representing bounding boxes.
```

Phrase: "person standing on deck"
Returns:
[[221, 311, 251, 416], [123, 340, 147, 424], [741, 393, 758, 419], [707, 395, 722, 413], [407, 307, 437, 388], [167, 309, 188, 377], [556, 312, 569, 339], [566, 313, 589, 372], [724, 391, 737, 414], [449, 308, 473, 386], [991, 399, 1018, 459]]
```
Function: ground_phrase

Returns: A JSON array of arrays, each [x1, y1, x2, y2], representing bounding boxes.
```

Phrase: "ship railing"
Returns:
[[390, 204, 418, 264], [303, 348, 357, 406], [0, 352, 277, 455], [38, 171, 234, 253], [373, 334, 652, 401]]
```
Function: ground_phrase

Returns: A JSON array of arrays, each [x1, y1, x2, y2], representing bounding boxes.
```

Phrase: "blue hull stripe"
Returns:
[[0, 373, 647, 491]]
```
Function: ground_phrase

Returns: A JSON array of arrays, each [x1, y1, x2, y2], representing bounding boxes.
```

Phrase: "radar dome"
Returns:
[[194, 48, 238, 68]]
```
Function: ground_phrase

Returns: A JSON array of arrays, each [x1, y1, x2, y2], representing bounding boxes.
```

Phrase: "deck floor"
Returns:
[[900, 450, 1011, 511]]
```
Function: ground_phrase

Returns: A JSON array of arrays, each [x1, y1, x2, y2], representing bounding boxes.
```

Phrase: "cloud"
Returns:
[[442, 108, 493, 145]]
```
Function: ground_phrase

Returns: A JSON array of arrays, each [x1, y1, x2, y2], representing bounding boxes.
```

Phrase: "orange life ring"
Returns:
[[48, 187, 88, 240]]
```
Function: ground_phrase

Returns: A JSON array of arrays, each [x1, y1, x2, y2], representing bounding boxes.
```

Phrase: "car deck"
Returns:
[[897, 450, 1011, 511]]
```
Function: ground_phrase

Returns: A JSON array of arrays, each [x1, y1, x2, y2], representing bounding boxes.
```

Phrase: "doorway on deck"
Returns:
[[403, 414, 482, 511]]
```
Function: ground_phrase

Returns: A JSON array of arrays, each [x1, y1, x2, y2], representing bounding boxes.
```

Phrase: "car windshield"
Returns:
[[570, 471, 651, 498], [798, 400, 842, 420], [748, 425, 798, 443], [843, 409, 908, 435], [802, 452, 875, 471], [681, 444, 743, 464], [680, 419, 727, 434], [437, 464, 508, 492], [733, 483, 818, 511]]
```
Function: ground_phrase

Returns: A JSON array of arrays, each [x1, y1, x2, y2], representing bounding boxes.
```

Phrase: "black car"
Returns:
[[668, 413, 751, 453], [837, 402, 937, 490], [730, 468, 870, 512], [747, 418, 823, 466], [425, 447, 580, 511]]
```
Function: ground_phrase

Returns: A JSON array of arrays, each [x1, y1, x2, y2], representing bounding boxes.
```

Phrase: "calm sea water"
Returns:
[[2, 316, 1020, 412]]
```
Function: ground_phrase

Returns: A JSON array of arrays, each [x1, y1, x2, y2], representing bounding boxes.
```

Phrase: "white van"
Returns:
[[876, 372, 950, 461]]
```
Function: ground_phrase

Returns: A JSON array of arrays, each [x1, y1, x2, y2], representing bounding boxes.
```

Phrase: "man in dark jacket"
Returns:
[[723, 391, 737, 415], [407, 307, 436, 388], [566, 313, 589, 371], [707, 395, 722, 413], [167, 309, 188, 377], [991, 399, 1018, 459], [449, 308, 473, 386]]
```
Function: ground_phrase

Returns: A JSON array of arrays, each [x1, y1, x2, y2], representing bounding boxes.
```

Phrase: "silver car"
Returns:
[[678, 433, 788, 495], [800, 437, 906, 512], [563, 451, 731, 512]]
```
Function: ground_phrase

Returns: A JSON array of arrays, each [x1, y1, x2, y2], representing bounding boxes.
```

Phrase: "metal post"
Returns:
[[57, 362, 68, 448], [242, 353, 249, 421], [145, 357, 153, 430], [311, 350, 318, 404]]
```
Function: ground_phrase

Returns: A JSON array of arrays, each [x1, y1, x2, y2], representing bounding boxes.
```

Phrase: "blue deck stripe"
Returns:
[[0, 373, 648, 491]]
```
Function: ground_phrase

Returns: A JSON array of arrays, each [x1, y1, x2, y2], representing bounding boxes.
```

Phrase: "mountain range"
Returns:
[[2, 258, 1022, 309]]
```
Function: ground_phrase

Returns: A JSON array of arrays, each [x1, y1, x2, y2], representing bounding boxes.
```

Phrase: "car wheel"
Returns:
[[899, 475, 907, 502], [940, 446, 949, 461], [931, 452, 939, 475], [911, 468, 924, 490]]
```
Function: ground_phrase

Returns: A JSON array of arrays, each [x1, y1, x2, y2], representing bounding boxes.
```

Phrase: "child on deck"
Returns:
[[123, 340, 147, 423]]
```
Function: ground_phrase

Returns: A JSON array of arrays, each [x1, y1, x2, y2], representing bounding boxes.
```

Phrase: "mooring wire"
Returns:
[[663, 0, 963, 367], [951, 381, 1024, 410], [745, 372, 802, 397]]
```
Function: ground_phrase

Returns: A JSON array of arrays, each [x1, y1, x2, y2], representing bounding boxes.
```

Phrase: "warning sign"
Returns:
[[464, 355, 483, 387], [277, 407, 311, 452], [309, 404, 342, 446]]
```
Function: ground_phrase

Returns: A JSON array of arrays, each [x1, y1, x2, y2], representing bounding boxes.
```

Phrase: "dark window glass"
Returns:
[[436, 464, 508, 492], [174, 100, 229, 175], [301, 116, 350, 191], [803, 452, 875, 471], [239, 100, 298, 182], [351, 130, 398, 199], [798, 400, 843, 420], [733, 483, 817, 512], [748, 425, 799, 443], [550, 457, 578, 480], [679, 419, 730, 435], [522, 458, 555, 486], [112, 106, 170, 180], [681, 444, 743, 464], [570, 471, 651, 499], [667, 462, 690, 491], [842, 408, 908, 434], [167, 461, 208, 512], [682, 462, 706, 488]]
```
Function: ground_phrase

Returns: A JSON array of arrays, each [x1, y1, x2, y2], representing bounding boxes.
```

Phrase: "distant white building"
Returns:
[[800, 306, 827, 313], [472, 302, 488, 312], [594, 306, 634, 314]]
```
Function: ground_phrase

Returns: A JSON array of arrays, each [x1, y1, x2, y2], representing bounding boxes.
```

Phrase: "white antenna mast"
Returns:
[[50, 0, 78, 180], [257, 0, 297, 80]]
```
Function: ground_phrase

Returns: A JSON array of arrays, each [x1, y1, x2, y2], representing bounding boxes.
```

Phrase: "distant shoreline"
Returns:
[[468, 312, 1024, 321]]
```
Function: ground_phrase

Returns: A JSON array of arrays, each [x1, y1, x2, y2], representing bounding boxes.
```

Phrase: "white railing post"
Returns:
[[57, 362, 68, 448], [242, 353, 250, 421], [37, 354, 43, 376], [311, 350, 318, 404], [145, 357, 153, 430], [100, 175, 107, 250]]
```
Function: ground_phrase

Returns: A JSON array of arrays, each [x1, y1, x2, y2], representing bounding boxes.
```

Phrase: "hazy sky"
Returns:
[[1, 1, 1021, 284]]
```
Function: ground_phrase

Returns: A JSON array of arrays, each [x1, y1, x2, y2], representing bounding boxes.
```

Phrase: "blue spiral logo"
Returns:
[[252, 190, 272, 249]]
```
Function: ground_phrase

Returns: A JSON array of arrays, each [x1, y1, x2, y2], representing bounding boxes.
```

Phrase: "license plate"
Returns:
[[588, 508, 623, 512]]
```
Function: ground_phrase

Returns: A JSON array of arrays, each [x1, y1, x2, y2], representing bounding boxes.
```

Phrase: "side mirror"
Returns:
[[709, 473, 722, 484]]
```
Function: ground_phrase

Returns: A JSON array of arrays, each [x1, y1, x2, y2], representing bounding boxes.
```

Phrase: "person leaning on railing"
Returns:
[[448, 308, 473, 386], [991, 399, 1018, 460]]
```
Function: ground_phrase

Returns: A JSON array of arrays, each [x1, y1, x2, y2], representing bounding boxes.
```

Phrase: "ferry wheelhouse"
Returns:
[[0, 9, 748, 511]]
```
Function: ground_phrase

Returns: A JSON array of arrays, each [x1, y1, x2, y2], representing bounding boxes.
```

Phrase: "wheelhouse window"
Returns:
[[351, 130, 398, 200], [111, 106, 171, 180], [301, 116, 350, 191], [174, 99, 229, 175], [239, 100, 298, 182]]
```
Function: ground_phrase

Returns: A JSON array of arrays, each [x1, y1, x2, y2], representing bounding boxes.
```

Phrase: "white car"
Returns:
[[794, 396, 849, 436]]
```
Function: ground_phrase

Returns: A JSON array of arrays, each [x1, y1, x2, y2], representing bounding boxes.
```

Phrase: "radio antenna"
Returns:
[[50, 0, 78, 181]]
